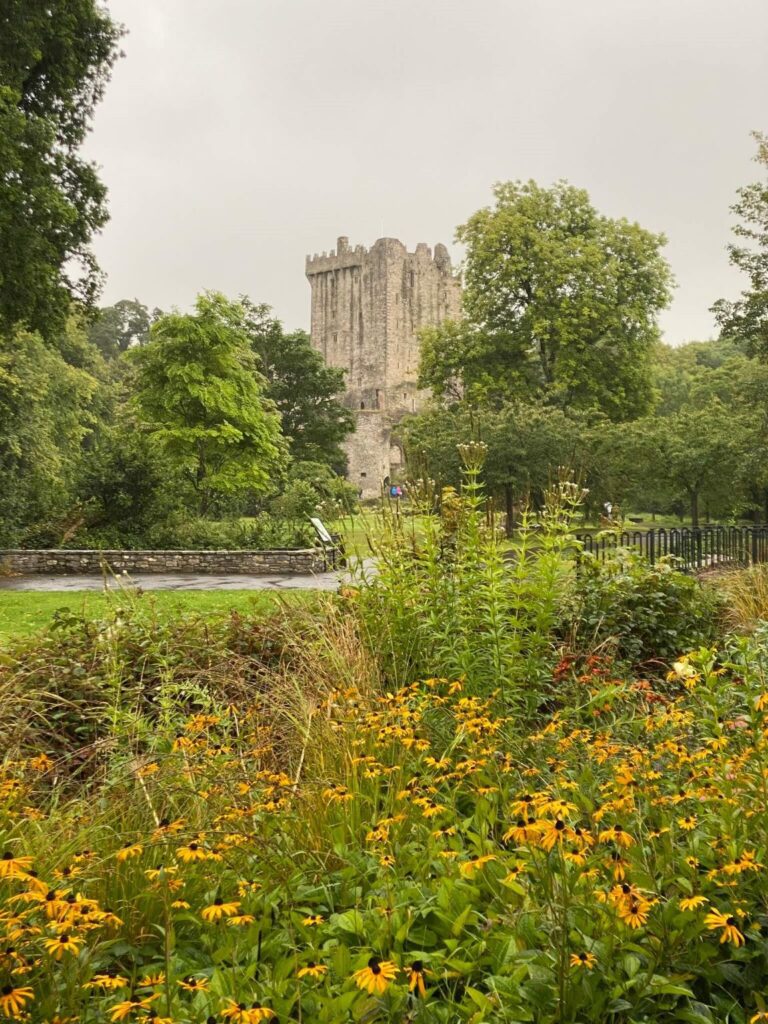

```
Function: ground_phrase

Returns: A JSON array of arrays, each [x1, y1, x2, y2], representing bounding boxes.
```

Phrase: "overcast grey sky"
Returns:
[[84, 0, 768, 344]]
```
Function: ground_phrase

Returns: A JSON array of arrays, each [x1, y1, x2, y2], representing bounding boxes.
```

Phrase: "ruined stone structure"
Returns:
[[306, 236, 461, 497]]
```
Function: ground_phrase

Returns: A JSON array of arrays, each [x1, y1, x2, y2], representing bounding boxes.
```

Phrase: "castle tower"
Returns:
[[305, 236, 461, 497]]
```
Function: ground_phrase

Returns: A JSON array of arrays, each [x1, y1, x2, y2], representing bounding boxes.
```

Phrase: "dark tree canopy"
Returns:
[[229, 299, 354, 471], [87, 299, 152, 358], [0, 1, 122, 336]]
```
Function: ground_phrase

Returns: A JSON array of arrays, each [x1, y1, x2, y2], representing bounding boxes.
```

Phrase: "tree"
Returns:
[[712, 132, 768, 357], [88, 299, 152, 359], [0, 1, 122, 335], [132, 293, 287, 516], [222, 298, 354, 470], [0, 323, 100, 544], [421, 180, 672, 420]]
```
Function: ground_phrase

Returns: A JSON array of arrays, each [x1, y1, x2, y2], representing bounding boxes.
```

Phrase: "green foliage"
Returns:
[[227, 298, 354, 470], [566, 549, 722, 665], [0, 324, 100, 544], [712, 132, 768, 357], [132, 293, 288, 516], [421, 179, 672, 420], [142, 513, 314, 551], [87, 299, 152, 359], [352, 448, 580, 710], [0, 1, 122, 334]]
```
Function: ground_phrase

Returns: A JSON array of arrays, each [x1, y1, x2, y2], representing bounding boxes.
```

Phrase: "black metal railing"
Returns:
[[574, 525, 768, 572]]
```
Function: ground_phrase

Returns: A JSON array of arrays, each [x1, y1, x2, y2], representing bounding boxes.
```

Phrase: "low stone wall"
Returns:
[[0, 548, 327, 576]]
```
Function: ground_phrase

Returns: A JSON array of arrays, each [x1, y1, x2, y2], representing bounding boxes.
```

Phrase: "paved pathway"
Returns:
[[0, 571, 341, 592]]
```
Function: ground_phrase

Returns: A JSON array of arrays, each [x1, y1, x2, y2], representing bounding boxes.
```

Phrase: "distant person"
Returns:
[[604, 501, 613, 520]]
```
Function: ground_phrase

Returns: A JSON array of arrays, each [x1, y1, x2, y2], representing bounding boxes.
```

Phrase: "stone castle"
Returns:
[[306, 236, 461, 497]]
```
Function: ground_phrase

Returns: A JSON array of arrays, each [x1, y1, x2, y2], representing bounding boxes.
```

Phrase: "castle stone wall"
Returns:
[[306, 236, 461, 498]]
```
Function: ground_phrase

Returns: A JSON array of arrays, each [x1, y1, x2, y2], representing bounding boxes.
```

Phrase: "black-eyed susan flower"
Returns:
[[352, 956, 398, 995], [297, 961, 328, 979], [0, 984, 34, 1018], [176, 842, 209, 863], [116, 841, 143, 862], [598, 824, 635, 848], [569, 951, 597, 969], [201, 898, 241, 923], [618, 899, 650, 929], [0, 851, 33, 878], [43, 932, 84, 959], [459, 853, 496, 878], [178, 976, 209, 992], [109, 995, 159, 1021], [678, 815, 697, 831], [301, 914, 324, 926], [679, 895, 708, 911], [704, 908, 745, 946], [406, 960, 429, 996], [85, 974, 130, 990]]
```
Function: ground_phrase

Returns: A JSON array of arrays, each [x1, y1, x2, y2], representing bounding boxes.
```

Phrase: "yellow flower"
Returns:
[[44, 932, 84, 959], [598, 824, 635, 848], [109, 995, 158, 1021], [178, 976, 209, 992], [0, 851, 33, 878], [116, 842, 143, 862], [678, 816, 697, 831], [301, 914, 325, 926], [459, 854, 496, 878], [85, 974, 130, 990], [407, 960, 429, 996], [617, 899, 649, 929], [297, 961, 328, 979], [228, 914, 256, 927], [704, 908, 745, 946], [569, 951, 597, 969], [0, 985, 34, 1018], [352, 956, 398, 995], [176, 842, 209, 863], [201, 898, 241, 922], [679, 895, 708, 911]]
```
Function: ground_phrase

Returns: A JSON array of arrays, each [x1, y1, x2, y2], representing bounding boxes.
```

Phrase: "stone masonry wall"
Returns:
[[306, 236, 461, 498], [0, 549, 327, 576]]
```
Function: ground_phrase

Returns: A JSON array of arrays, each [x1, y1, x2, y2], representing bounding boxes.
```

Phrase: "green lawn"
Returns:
[[0, 589, 318, 643]]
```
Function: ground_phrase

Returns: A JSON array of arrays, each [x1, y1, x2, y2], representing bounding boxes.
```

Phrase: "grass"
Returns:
[[0, 588, 317, 642]]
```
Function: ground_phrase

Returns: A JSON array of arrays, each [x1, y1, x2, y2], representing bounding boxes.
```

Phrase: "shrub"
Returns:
[[565, 548, 722, 667]]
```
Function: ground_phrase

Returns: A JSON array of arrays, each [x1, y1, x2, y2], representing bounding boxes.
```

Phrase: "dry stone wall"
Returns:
[[0, 549, 326, 576]]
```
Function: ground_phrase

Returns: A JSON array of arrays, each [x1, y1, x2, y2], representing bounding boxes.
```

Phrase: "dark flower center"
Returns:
[[411, 960, 424, 972], [727, 916, 737, 926]]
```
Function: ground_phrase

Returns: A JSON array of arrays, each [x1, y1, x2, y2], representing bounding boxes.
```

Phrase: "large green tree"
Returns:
[[222, 298, 354, 470], [87, 299, 152, 359], [712, 132, 768, 357], [420, 180, 672, 420], [0, 322, 101, 544], [132, 293, 287, 516], [0, 1, 121, 335]]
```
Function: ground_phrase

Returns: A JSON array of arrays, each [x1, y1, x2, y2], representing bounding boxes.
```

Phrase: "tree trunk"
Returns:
[[504, 484, 514, 538], [690, 490, 699, 527]]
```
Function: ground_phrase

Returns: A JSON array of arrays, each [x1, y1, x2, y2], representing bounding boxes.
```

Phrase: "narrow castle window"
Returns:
[[360, 401, 365, 410], [360, 472, 367, 478], [409, 270, 415, 289], [333, 332, 338, 345]]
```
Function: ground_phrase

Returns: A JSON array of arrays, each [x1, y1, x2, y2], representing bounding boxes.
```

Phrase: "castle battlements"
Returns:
[[305, 237, 454, 276]]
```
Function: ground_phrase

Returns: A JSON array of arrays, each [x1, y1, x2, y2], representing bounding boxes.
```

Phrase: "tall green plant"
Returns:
[[352, 446, 584, 714]]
